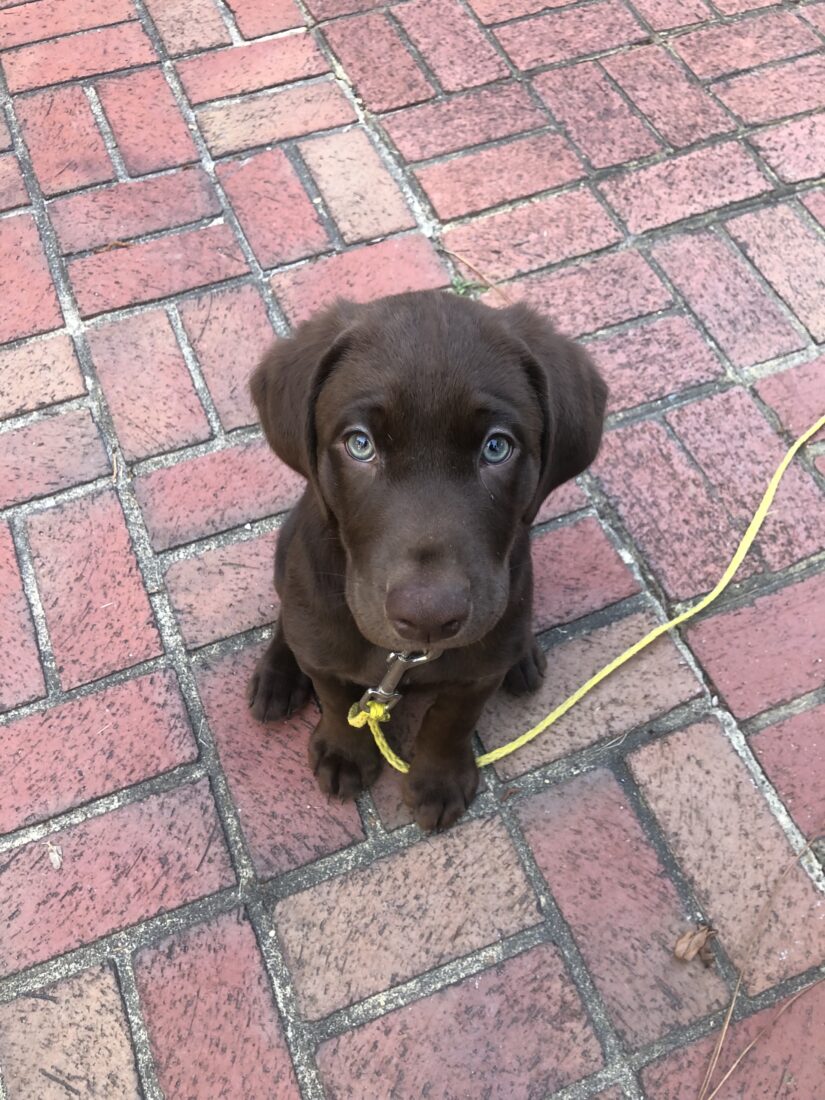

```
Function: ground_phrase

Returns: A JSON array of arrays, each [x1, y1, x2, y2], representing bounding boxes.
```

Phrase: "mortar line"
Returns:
[[114, 953, 164, 1100]]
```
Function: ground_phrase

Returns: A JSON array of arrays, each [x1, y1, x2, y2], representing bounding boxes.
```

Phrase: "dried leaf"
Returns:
[[95, 240, 130, 253], [674, 924, 716, 963]]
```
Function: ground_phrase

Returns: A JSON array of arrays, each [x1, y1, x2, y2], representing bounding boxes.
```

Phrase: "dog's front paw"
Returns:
[[309, 722, 381, 800], [403, 755, 479, 831], [503, 639, 546, 696], [247, 643, 312, 723]]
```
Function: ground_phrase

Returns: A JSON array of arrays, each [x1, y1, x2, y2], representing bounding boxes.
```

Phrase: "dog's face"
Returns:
[[252, 291, 607, 653]]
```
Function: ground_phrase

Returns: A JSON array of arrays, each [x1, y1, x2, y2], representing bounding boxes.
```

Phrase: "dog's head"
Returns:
[[251, 290, 606, 652]]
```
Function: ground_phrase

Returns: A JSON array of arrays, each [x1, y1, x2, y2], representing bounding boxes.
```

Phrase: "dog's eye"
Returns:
[[344, 430, 376, 462], [481, 433, 513, 465]]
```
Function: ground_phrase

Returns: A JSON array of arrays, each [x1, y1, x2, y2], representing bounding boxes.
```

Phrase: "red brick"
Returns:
[[381, 82, 546, 161], [143, 0, 231, 55], [324, 11, 433, 111], [628, 0, 711, 29], [226, 0, 303, 34], [631, 720, 825, 992], [0, 0, 134, 49], [803, 188, 825, 229], [28, 491, 161, 689], [0, 151, 27, 211], [728, 204, 825, 342], [446, 188, 621, 281], [301, 129, 414, 243], [0, 671, 196, 834], [533, 63, 661, 170], [69, 223, 247, 317], [0, 523, 45, 713], [416, 132, 583, 220], [198, 80, 355, 157], [2, 22, 156, 93], [165, 532, 278, 647], [652, 230, 804, 367], [135, 439, 303, 550], [679, 13, 820, 81], [0, 966, 140, 1097], [534, 479, 588, 523], [275, 817, 539, 1019], [478, 611, 701, 777], [521, 771, 727, 1044], [16, 86, 113, 196], [318, 943, 602, 1097], [98, 67, 199, 175], [602, 142, 768, 233], [177, 34, 327, 104], [86, 310, 211, 461], [135, 911, 299, 1099], [750, 113, 825, 184], [0, 408, 108, 509], [511, 249, 672, 338], [752, 704, 825, 837], [495, 0, 646, 70], [603, 45, 733, 148], [802, 0, 825, 34], [178, 283, 274, 430], [688, 572, 825, 719], [0, 781, 232, 976], [271, 235, 447, 323], [197, 646, 363, 876], [216, 149, 328, 267], [589, 315, 723, 413], [305, 0, 381, 15], [0, 333, 84, 420], [713, 54, 825, 125], [0, 213, 62, 342], [756, 355, 825, 439], [395, 0, 507, 92], [467, 0, 570, 21]]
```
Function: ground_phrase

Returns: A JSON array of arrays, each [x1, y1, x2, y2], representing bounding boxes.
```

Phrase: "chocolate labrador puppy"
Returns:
[[248, 289, 606, 830]]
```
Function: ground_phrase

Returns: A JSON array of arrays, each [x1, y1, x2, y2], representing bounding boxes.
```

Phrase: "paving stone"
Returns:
[[0, 0, 135, 49], [466, 0, 568, 22], [97, 67, 200, 175], [0, 333, 84, 420], [713, 54, 825, 124], [803, 188, 825, 228], [495, 0, 646, 69], [675, 11, 821, 80], [0, 150, 28, 212], [0, 407, 109, 508], [394, 0, 508, 92], [0, 522, 45, 714], [0, 213, 63, 342], [16, 85, 114, 197], [176, 33, 328, 104], [751, 703, 825, 837], [750, 113, 825, 184], [629, 0, 712, 28], [225, 0, 303, 35], [324, 11, 434, 111], [755, 355, 825, 440], [2, 22, 156, 93], [143, 0, 231, 54]]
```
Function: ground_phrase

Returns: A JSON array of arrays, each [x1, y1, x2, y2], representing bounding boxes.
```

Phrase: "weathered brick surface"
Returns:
[[749, 113, 825, 184], [755, 354, 825, 438], [0, 407, 109, 508], [496, 0, 646, 69], [143, 0, 231, 55], [0, 333, 84, 420], [16, 86, 114, 197], [394, 0, 508, 92], [3, 23, 156, 93], [751, 703, 825, 837], [324, 11, 434, 111], [226, 0, 304, 36], [0, 213, 62, 342], [674, 11, 821, 79], [713, 54, 825, 124], [97, 67, 200, 175], [176, 34, 328, 105], [0, 522, 45, 713], [0, 0, 135, 50], [0, 149, 27, 211]]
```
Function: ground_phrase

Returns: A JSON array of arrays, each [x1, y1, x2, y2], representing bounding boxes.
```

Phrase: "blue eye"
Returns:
[[481, 433, 513, 465], [344, 430, 376, 462]]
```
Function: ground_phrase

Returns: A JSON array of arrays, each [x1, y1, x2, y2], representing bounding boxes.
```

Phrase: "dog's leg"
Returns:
[[503, 636, 546, 696], [308, 676, 382, 800], [247, 620, 312, 722]]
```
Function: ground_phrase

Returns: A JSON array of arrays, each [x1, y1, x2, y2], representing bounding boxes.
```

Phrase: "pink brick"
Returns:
[[495, 0, 646, 70], [652, 230, 804, 367], [177, 34, 327, 104], [0, 523, 45, 713], [69, 223, 247, 317], [318, 943, 602, 1097], [275, 817, 539, 1018], [198, 81, 355, 157], [381, 82, 546, 161], [709, 0, 775, 12], [756, 355, 825, 439], [97, 67, 199, 175], [143, 0, 231, 55], [301, 129, 414, 243], [0, 334, 84, 420], [750, 113, 825, 184], [0, 408, 109, 509], [49, 167, 220, 255], [533, 63, 661, 170], [135, 439, 303, 550], [467, 0, 569, 21], [0, 967, 140, 1097], [271, 235, 448, 323], [3, 22, 155, 93], [395, 0, 507, 92], [0, 781, 233, 976], [86, 310, 211, 460], [0, 0, 134, 49], [0, 213, 62, 342], [416, 131, 583, 220], [165, 532, 279, 647], [478, 611, 701, 777], [16, 86, 113, 196], [178, 283, 274, 430], [534, 479, 588, 523], [225, 0, 303, 35], [305, 0, 380, 15], [0, 151, 27, 212], [803, 188, 825, 228], [197, 646, 362, 876], [752, 704, 825, 836], [728, 203, 825, 341], [28, 491, 161, 689], [589, 314, 723, 413], [603, 45, 733, 147], [628, 0, 711, 29], [631, 720, 825, 992], [802, 0, 825, 33], [136, 911, 299, 1099], [675, 11, 821, 80], [601, 142, 768, 233], [0, 671, 196, 834], [713, 54, 825, 125], [521, 771, 727, 1044], [688, 572, 825, 719], [324, 11, 433, 111], [217, 149, 328, 267]]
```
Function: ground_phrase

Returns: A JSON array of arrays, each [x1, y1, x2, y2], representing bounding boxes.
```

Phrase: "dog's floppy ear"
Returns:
[[500, 302, 608, 523]]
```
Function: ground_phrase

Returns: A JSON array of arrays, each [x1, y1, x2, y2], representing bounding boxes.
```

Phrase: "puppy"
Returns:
[[248, 289, 607, 829]]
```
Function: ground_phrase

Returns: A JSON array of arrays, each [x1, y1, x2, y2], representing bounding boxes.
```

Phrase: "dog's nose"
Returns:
[[385, 581, 470, 645]]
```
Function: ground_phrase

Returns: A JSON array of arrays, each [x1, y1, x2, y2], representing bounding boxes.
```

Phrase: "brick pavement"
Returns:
[[0, 0, 823, 1095]]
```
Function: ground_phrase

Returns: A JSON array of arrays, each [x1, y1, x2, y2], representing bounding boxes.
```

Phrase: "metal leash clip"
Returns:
[[357, 649, 439, 714]]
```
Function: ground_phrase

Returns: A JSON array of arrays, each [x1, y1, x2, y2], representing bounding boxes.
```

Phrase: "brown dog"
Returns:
[[248, 289, 607, 829]]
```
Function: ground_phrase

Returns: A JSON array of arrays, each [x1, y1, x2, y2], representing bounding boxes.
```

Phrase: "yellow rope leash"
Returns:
[[348, 414, 825, 774]]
